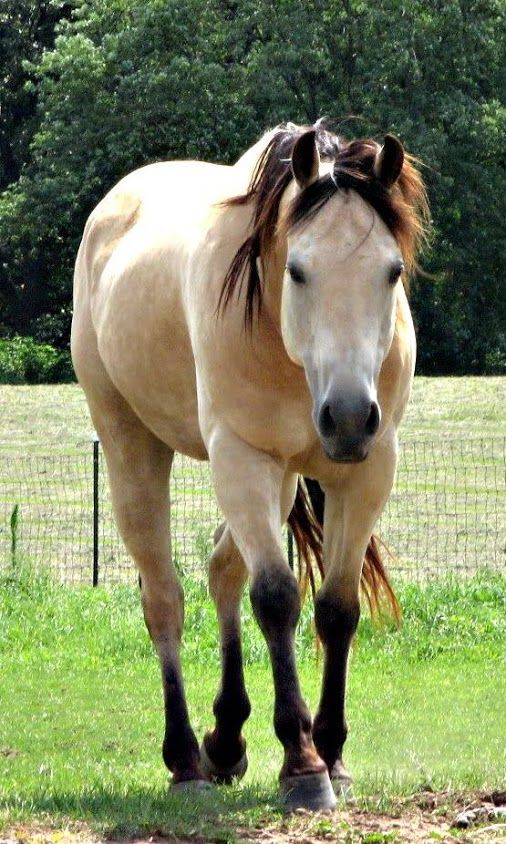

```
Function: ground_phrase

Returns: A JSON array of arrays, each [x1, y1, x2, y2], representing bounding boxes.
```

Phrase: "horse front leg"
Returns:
[[200, 523, 251, 782], [209, 428, 336, 811], [312, 578, 360, 790], [312, 435, 398, 794]]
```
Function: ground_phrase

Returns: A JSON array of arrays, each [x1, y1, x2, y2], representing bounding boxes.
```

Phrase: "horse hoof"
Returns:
[[171, 778, 213, 793], [200, 740, 248, 784], [280, 771, 337, 812]]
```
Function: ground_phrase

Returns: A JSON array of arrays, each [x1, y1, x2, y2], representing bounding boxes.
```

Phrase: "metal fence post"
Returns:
[[92, 433, 99, 586], [287, 528, 294, 571]]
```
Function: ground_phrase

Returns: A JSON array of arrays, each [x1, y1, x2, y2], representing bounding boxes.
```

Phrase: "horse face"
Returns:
[[281, 190, 403, 463]]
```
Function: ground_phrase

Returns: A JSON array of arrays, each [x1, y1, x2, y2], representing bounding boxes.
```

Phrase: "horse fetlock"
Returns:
[[275, 704, 325, 781], [312, 713, 348, 771], [213, 685, 251, 728], [201, 729, 248, 782], [279, 736, 328, 781], [314, 594, 360, 644], [250, 567, 300, 636], [162, 726, 202, 779]]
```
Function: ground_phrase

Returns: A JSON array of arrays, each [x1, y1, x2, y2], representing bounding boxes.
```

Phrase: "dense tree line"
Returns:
[[0, 0, 504, 373]]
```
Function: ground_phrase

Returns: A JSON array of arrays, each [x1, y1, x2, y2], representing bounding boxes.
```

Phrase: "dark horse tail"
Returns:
[[287, 477, 400, 620]]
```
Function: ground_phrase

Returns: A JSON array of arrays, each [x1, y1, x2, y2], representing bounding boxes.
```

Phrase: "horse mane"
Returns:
[[218, 122, 429, 326]]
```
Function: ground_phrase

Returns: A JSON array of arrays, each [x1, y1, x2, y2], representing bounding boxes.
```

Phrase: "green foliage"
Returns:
[[0, 1, 73, 190], [0, 336, 75, 383], [0, 0, 504, 371]]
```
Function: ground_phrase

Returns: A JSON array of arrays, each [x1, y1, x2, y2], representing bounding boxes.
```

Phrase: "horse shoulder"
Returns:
[[74, 162, 234, 457]]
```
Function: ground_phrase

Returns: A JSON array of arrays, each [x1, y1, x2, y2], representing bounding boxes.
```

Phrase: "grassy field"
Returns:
[[0, 377, 505, 841], [1, 377, 505, 453], [0, 565, 505, 842]]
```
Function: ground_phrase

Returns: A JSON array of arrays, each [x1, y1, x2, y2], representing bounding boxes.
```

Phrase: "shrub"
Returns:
[[0, 336, 75, 384]]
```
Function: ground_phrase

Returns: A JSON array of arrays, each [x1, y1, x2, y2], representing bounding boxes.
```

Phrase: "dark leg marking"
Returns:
[[203, 632, 251, 776], [312, 595, 360, 776], [141, 587, 203, 784], [161, 660, 205, 783], [250, 567, 326, 779]]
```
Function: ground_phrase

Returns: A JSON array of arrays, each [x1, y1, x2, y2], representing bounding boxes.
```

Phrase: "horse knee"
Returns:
[[314, 593, 360, 645], [250, 567, 300, 637], [208, 532, 247, 611], [213, 521, 227, 545], [141, 580, 184, 644]]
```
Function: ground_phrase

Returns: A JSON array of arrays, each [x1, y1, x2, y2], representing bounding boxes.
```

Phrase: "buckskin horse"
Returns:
[[71, 121, 428, 811]]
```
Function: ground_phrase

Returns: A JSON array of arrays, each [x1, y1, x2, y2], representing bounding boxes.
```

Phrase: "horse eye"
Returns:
[[388, 262, 404, 285], [287, 263, 306, 285]]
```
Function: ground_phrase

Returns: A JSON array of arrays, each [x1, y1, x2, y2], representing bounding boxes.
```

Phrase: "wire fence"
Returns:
[[0, 437, 504, 584]]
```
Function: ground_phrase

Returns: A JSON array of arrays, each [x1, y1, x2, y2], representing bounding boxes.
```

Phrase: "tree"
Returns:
[[0, 1, 73, 190], [0, 0, 504, 370], [0, 0, 256, 342]]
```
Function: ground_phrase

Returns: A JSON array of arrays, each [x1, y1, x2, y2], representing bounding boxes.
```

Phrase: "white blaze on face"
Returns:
[[280, 189, 404, 461]]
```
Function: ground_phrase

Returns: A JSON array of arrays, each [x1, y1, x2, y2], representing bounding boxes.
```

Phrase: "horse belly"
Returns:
[[104, 325, 205, 459], [116, 358, 206, 461]]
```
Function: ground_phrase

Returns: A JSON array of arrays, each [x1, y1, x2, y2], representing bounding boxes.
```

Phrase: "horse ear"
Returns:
[[291, 129, 320, 189], [374, 134, 404, 188]]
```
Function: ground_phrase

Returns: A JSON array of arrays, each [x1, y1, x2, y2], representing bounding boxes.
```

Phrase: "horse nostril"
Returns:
[[365, 401, 380, 437], [318, 396, 380, 445], [319, 403, 336, 437]]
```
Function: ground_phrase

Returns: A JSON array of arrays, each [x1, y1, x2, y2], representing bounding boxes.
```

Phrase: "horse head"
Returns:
[[280, 130, 407, 462], [220, 122, 428, 464]]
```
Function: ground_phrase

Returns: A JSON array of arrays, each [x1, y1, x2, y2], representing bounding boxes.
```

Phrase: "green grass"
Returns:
[[404, 376, 505, 437], [0, 567, 505, 838], [0, 377, 504, 454]]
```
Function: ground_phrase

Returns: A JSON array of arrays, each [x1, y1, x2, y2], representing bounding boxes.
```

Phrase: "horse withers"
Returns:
[[71, 122, 428, 811]]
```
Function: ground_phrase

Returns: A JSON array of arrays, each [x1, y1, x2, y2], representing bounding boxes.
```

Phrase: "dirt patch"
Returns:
[[235, 792, 506, 843], [2, 791, 505, 844]]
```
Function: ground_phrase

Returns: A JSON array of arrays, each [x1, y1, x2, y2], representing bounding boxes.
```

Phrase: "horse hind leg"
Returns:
[[88, 391, 208, 788], [200, 524, 250, 783]]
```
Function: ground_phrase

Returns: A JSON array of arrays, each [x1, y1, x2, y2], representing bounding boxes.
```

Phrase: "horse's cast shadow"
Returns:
[[5, 783, 289, 837]]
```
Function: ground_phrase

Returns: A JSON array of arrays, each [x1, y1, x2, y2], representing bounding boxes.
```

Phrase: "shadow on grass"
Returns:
[[1, 783, 284, 838]]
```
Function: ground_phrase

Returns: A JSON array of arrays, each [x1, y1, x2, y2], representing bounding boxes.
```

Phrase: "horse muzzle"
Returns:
[[314, 391, 381, 463]]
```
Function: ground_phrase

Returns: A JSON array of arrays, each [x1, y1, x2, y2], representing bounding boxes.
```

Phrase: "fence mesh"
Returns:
[[0, 437, 504, 584]]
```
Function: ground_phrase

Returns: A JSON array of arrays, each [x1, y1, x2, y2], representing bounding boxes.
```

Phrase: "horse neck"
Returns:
[[260, 224, 288, 333], [233, 137, 297, 331]]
